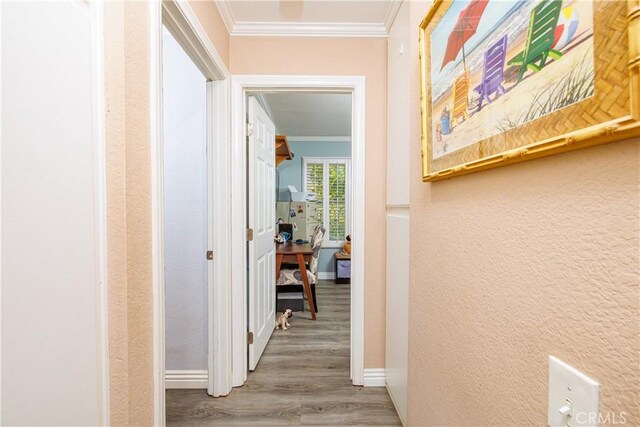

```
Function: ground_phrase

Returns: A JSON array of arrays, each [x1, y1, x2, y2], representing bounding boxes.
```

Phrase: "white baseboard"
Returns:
[[165, 370, 208, 389], [318, 272, 335, 280], [387, 384, 408, 426], [363, 368, 386, 387]]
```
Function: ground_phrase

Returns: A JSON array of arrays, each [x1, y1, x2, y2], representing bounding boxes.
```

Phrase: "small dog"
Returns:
[[275, 309, 293, 330]]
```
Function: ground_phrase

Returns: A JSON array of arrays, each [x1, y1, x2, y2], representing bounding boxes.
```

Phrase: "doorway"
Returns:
[[247, 91, 353, 373], [150, 1, 230, 424], [228, 76, 366, 387], [162, 27, 208, 390]]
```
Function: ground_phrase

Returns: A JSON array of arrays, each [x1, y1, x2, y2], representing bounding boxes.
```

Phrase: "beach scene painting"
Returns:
[[430, 0, 595, 159]]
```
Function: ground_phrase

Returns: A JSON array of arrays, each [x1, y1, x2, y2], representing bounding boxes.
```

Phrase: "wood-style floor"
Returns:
[[166, 280, 401, 426]]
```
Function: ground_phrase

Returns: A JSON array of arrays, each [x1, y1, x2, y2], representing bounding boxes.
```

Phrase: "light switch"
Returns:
[[548, 356, 600, 427]]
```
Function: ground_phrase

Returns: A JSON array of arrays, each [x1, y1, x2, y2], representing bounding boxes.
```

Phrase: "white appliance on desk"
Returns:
[[276, 200, 323, 241], [286, 185, 317, 202]]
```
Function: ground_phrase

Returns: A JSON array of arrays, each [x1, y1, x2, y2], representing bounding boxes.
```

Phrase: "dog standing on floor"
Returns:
[[275, 309, 293, 330]]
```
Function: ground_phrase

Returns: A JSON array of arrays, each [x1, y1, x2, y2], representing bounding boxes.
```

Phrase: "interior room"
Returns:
[[266, 92, 353, 303]]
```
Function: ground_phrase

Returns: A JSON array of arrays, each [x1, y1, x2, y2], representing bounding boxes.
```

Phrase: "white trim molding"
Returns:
[[214, 0, 234, 35], [0, 1, 4, 420], [150, 2, 165, 425], [165, 370, 208, 389], [287, 136, 351, 143], [388, 388, 408, 426], [153, 0, 231, 424], [215, 0, 402, 37], [317, 272, 336, 280], [91, 0, 110, 423], [386, 205, 410, 216], [230, 75, 366, 387], [206, 79, 233, 398], [231, 22, 387, 37], [363, 369, 386, 387], [383, 1, 403, 33], [162, 0, 229, 80]]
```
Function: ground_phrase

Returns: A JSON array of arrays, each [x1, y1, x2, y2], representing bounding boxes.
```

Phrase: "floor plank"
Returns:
[[166, 280, 401, 426]]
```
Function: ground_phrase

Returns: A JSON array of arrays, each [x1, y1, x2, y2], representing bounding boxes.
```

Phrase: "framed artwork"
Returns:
[[419, 0, 640, 181]]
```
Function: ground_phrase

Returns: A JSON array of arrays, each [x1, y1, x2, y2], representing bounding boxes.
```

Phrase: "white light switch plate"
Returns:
[[548, 356, 600, 427]]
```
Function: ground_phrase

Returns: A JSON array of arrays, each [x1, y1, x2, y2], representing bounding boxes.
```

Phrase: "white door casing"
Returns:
[[247, 97, 276, 370], [229, 76, 365, 388], [152, 2, 232, 420], [0, 0, 109, 424]]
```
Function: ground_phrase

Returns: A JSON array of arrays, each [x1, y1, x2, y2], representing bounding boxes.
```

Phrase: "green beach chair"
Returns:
[[508, 0, 564, 83]]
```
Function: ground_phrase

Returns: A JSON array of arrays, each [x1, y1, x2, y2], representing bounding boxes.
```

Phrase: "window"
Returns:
[[303, 157, 351, 247]]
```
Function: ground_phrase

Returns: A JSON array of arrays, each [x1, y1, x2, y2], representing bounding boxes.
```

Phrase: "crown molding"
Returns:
[[230, 21, 387, 37], [215, 0, 234, 35], [216, 0, 395, 37], [383, 1, 403, 33], [287, 136, 351, 143]]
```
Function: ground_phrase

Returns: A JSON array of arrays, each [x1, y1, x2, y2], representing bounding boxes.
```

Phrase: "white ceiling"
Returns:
[[260, 92, 351, 138], [216, 0, 402, 37]]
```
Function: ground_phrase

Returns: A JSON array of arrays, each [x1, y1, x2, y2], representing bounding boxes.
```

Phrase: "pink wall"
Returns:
[[105, 2, 230, 424], [104, 3, 128, 425], [405, 1, 639, 425], [105, 1, 156, 424], [188, 0, 229, 66], [231, 37, 388, 368]]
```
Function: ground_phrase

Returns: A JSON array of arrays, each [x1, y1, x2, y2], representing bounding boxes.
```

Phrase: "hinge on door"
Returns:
[[248, 331, 254, 345], [206, 250, 213, 260], [247, 228, 254, 241], [246, 122, 254, 137]]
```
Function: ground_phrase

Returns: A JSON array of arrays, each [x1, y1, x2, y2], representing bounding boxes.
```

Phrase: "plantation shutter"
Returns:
[[303, 157, 350, 246], [328, 162, 347, 241], [304, 161, 324, 221]]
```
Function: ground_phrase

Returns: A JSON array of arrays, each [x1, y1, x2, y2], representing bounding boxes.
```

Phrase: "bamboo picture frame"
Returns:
[[419, 0, 640, 182]]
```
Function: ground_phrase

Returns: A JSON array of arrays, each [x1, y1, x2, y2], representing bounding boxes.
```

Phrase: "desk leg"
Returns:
[[296, 253, 316, 320], [275, 254, 283, 280]]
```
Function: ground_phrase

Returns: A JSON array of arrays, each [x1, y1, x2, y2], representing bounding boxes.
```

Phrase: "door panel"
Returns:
[[247, 97, 276, 370], [162, 30, 209, 376], [1, 1, 107, 425]]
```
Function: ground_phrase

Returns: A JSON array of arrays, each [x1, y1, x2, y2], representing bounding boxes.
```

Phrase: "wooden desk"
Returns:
[[275, 242, 316, 320]]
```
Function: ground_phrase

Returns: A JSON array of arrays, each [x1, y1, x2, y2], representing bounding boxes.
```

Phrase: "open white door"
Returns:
[[247, 97, 276, 371], [1, 1, 108, 424]]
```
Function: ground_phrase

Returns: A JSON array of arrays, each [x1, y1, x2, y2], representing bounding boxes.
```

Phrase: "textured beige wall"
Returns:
[[104, 2, 129, 425], [188, 0, 229, 66], [105, 1, 154, 425], [105, 2, 230, 424], [122, 2, 155, 424], [230, 37, 388, 368], [406, 1, 640, 426]]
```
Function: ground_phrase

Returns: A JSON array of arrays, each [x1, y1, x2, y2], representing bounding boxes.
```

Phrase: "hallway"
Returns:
[[166, 281, 401, 426]]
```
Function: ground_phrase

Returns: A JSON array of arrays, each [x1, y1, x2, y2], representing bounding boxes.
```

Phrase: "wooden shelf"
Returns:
[[275, 135, 293, 167]]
